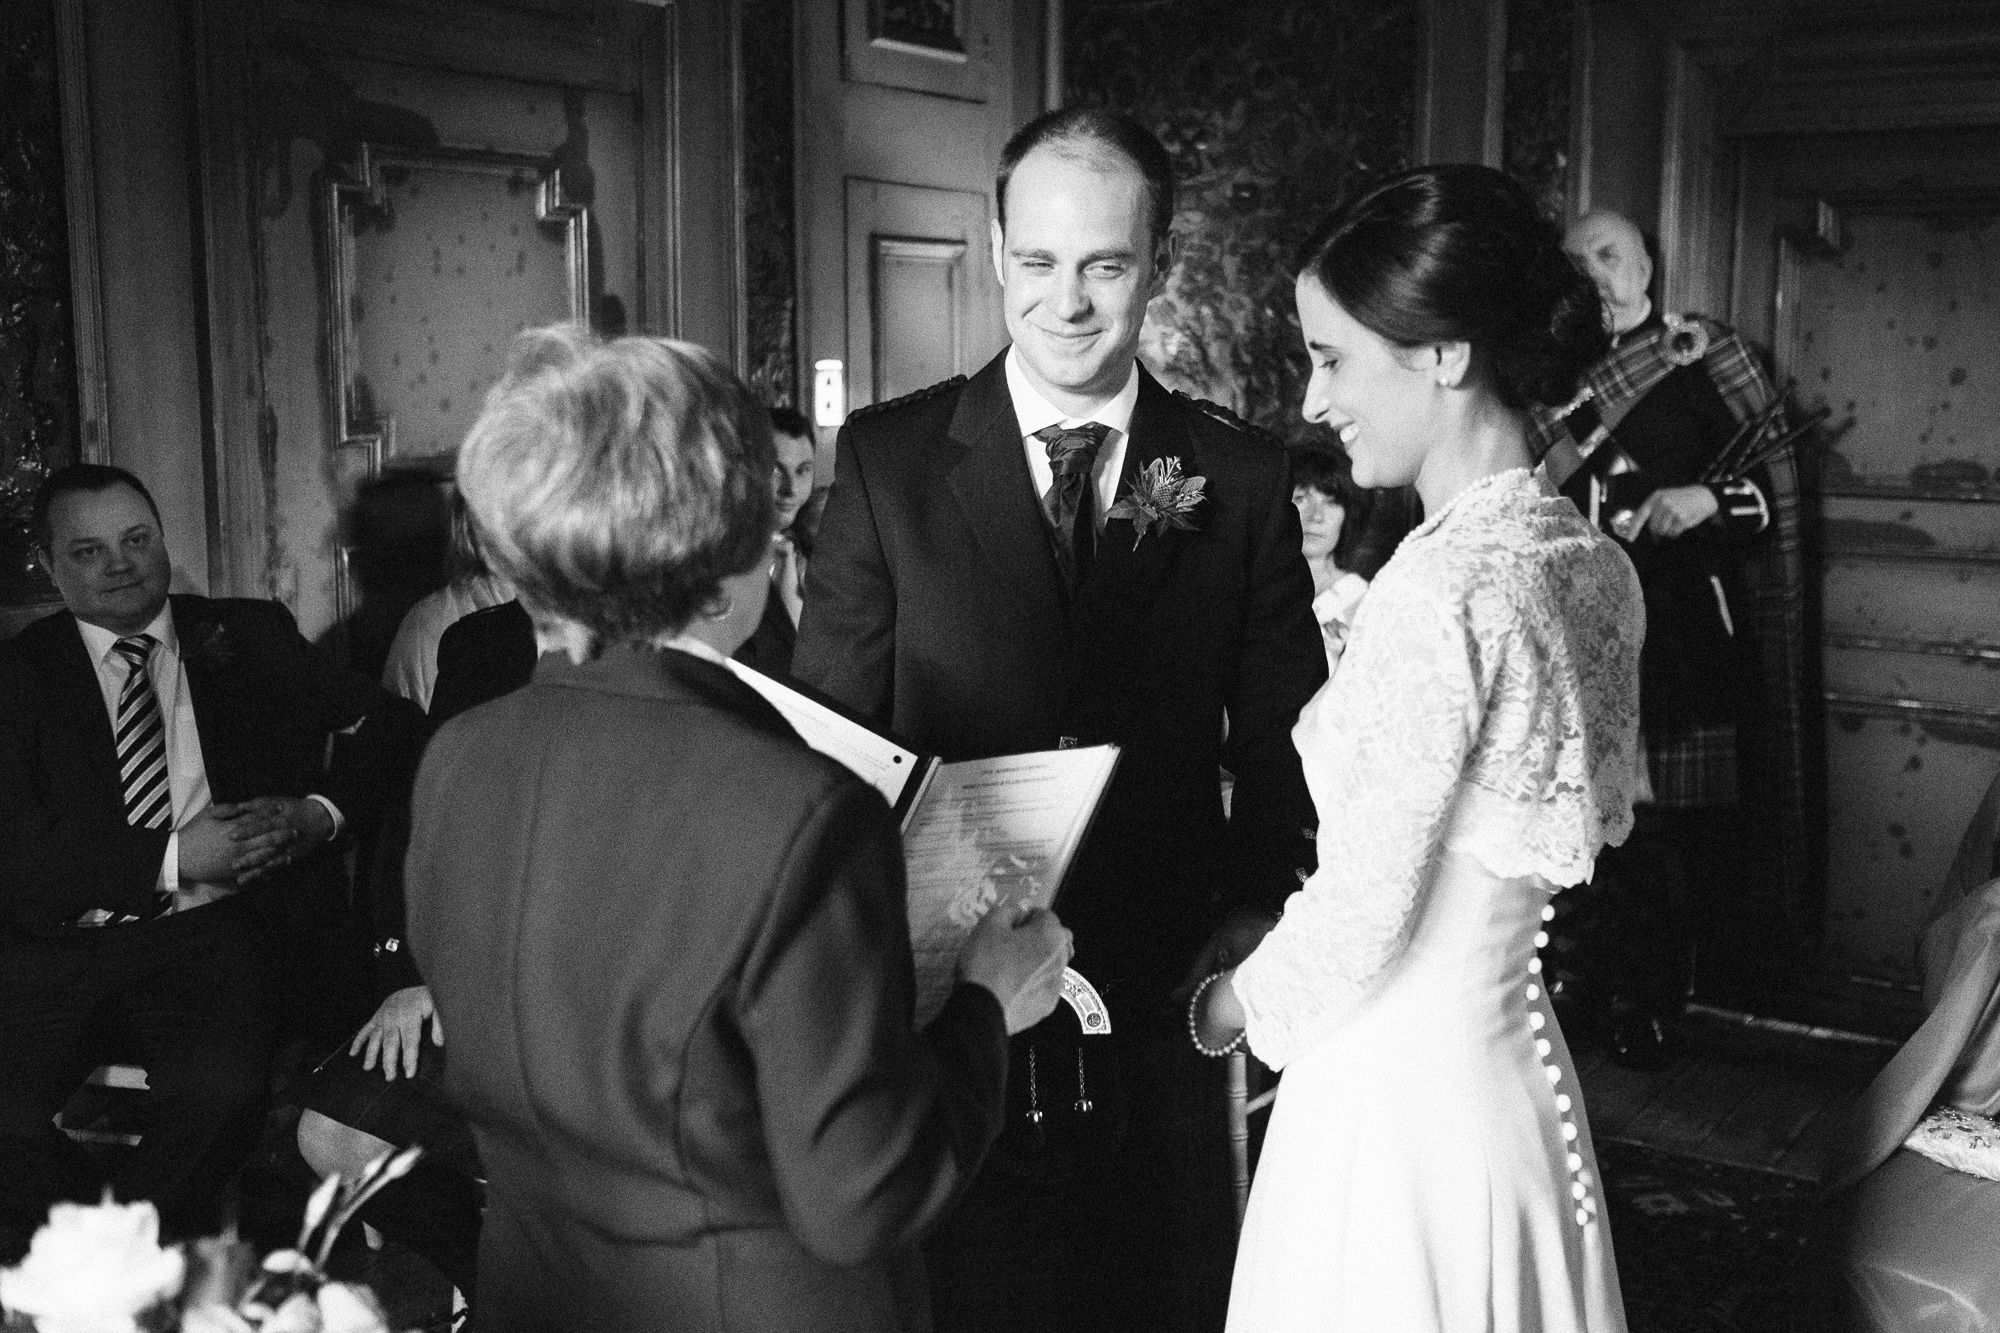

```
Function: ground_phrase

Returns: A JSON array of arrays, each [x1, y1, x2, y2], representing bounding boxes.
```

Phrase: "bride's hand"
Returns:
[[1173, 908, 1280, 1006]]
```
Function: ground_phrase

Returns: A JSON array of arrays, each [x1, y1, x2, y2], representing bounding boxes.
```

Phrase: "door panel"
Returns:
[[845, 180, 994, 404], [264, 60, 637, 633], [189, 0, 735, 636], [1782, 208, 2000, 985], [800, 0, 1041, 465]]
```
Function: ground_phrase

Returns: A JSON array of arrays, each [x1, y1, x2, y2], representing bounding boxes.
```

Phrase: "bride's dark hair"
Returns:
[[1295, 166, 1608, 410]]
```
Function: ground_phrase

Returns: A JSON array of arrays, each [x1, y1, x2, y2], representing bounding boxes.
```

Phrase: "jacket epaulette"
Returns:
[[1173, 391, 1287, 451], [847, 375, 968, 422]]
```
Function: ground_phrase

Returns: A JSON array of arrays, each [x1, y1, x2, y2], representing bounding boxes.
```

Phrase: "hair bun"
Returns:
[[1489, 255, 1611, 409], [1296, 165, 1612, 411]]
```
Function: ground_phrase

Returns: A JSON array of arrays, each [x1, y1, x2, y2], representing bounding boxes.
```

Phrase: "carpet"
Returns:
[[1599, 1140, 1843, 1333]]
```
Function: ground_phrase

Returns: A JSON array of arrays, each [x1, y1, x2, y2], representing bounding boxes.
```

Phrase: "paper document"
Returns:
[[724, 662, 1119, 1030], [900, 747, 1120, 1028], [725, 659, 927, 810]]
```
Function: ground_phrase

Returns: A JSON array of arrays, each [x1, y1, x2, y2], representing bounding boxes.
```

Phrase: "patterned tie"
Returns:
[[1036, 422, 1111, 592], [112, 634, 172, 831]]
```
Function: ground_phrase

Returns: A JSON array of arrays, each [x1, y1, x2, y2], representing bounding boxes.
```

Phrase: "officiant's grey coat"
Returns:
[[406, 645, 1008, 1333]]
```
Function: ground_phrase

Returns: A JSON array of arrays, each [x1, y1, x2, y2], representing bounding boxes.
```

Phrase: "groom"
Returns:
[[795, 108, 1324, 1331]]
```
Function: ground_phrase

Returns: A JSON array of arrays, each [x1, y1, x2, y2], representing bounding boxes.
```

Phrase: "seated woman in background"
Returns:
[[406, 325, 1071, 1333], [1290, 445, 1367, 599], [379, 488, 511, 711], [1290, 446, 1372, 665]]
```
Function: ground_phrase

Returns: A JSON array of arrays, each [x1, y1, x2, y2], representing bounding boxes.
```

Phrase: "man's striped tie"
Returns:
[[112, 634, 172, 830]]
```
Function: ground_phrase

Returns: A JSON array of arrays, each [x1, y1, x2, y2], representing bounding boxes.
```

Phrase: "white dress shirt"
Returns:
[[77, 605, 340, 908], [1005, 350, 1139, 528]]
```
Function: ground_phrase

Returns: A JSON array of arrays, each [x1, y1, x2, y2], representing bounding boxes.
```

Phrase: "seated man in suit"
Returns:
[[0, 464, 392, 1253]]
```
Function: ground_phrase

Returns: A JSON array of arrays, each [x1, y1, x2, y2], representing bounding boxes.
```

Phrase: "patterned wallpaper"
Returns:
[[742, 0, 798, 409], [1503, 0, 1576, 223], [1065, 0, 1419, 443], [0, 0, 78, 605]]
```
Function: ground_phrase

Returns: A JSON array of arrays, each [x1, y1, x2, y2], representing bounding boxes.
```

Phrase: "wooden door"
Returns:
[[798, 0, 1046, 460], [844, 179, 996, 404], [1740, 126, 2000, 997], [188, 0, 736, 640], [1786, 204, 2000, 988]]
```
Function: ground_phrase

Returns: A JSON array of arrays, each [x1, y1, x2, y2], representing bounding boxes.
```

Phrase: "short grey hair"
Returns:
[[457, 324, 775, 654]]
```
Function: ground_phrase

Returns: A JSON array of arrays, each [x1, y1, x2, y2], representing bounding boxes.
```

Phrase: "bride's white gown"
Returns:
[[1230, 468, 1642, 1332]]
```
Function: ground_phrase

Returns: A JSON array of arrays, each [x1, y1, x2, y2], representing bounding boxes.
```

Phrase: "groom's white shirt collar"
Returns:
[[1006, 349, 1138, 522]]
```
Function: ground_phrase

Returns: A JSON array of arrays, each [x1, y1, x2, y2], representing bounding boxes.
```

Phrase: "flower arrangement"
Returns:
[[0, 1148, 421, 1333], [1106, 457, 1207, 549]]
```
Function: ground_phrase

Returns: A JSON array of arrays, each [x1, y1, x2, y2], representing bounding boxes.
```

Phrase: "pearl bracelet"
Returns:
[[1187, 970, 1246, 1058]]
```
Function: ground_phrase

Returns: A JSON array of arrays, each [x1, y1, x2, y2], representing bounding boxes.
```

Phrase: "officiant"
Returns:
[[404, 325, 1073, 1332], [795, 107, 1325, 1332]]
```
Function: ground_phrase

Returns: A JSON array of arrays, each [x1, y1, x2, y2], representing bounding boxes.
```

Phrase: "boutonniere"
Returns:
[[1106, 457, 1207, 550], [1662, 312, 1711, 367], [184, 621, 233, 670]]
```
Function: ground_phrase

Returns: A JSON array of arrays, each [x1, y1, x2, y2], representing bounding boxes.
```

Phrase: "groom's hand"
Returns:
[[1175, 908, 1280, 1005]]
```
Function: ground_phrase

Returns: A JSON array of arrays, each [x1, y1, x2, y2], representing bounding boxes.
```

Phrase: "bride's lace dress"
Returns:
[[1229, 467, 1642, 1332]]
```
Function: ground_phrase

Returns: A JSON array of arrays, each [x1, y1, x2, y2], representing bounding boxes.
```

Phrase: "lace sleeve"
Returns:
[[1232, 582, 1481, 1070]]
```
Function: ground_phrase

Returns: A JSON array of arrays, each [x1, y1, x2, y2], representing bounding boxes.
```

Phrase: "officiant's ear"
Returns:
[[990, 217, 1006, 287], [1431, 341, 1473, 390]]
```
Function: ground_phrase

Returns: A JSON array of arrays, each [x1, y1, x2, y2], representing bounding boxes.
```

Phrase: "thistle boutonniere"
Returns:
[[1106, 457, 1207, 550], [184, 620, 234, 670]]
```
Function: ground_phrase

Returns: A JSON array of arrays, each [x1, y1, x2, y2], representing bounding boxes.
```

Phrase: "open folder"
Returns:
[[727, 660, 1121, 1028]]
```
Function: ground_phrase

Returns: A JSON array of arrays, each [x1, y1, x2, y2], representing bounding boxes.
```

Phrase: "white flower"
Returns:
[[314, 1282, 390, 1333], [0, 1198, 185, 1333]]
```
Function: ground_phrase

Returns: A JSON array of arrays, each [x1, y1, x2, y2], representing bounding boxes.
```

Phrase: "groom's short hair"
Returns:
[[996, 107, 1176, 248]]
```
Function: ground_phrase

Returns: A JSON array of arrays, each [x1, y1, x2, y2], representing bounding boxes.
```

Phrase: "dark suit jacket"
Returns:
[[406, 646, 1006, 1331], [430, 599, 538, 727], [432, 583, 803, 737], [795, 355, 1325, 1005], [0, 595, 390, 935]]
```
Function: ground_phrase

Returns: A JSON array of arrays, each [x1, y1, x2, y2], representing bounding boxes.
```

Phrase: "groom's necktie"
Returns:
[[112, 634, 173, 831], [1036, 422, 1110, 593]]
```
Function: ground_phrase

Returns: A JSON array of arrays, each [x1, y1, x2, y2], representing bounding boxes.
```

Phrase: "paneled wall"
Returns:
[[1786, 207, 2000, 982]]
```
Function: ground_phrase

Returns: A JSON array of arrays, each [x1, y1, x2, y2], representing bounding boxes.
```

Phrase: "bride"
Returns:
[[1191, 165, 1642, 1332]]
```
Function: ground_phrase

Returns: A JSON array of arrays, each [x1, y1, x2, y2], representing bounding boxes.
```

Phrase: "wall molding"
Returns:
[[53, 0, 109, 464], [1414, 0, 1505, 166]]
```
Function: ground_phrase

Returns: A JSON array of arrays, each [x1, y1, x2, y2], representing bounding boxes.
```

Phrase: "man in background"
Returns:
[[735, 405, 817, 678], [1537, 210, 1805, 1067], [0, 464, 396, 1252]]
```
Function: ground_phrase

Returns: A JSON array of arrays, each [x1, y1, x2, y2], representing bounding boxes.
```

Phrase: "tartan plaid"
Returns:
[[1533, 317, 1812, 917], [1647, 723, 1739, 810]]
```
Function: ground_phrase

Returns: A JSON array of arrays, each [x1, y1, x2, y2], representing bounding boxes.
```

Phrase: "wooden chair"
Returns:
[[1225, 1051, 1278, 1230]]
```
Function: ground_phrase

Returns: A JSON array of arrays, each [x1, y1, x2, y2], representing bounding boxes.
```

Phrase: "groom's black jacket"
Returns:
[[796, 353, 1324, 1006]]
